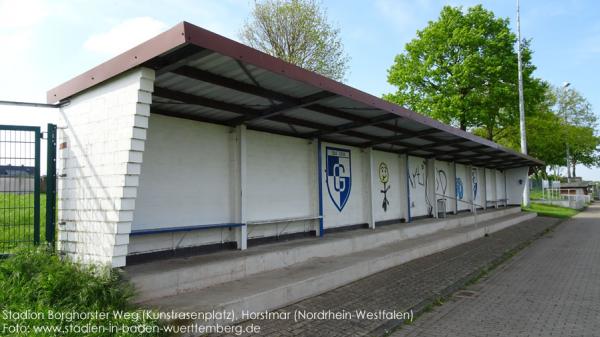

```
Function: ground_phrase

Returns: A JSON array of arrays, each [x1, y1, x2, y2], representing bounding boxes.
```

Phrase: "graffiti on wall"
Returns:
[[436, 169, 448, 196], [456, 177, 464, 200], [378, 162, 390, 212], [471, 168, 478, 201], [409, 159, 432, 216], [326, 147, 352, 211]]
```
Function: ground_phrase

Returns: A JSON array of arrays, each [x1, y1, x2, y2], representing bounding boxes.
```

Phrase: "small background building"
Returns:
[[0, 165, 34, 193]]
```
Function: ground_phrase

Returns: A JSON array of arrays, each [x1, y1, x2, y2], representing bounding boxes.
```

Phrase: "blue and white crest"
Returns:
[[326, 147, 352, 211]]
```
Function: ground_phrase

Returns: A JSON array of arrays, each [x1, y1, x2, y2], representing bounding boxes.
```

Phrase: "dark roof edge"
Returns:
[[47, 21, 543, 166]]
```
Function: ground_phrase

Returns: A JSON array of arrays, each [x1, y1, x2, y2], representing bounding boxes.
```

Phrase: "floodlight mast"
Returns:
[[563, 82, 571, 180], [516, 0, 529, 206]]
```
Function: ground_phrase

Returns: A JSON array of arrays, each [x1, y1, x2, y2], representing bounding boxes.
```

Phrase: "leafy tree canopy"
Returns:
[[240, 0, 350, 81], [554, 86, 600, 176], [384, 5, 544, 139], [493, 84, 599, 177]]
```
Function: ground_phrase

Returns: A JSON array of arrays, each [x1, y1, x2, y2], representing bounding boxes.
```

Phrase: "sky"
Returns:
[[0, 0, 598, 179]]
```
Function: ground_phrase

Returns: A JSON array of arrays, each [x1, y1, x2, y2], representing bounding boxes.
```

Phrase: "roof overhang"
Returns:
[[47, 21, 544, 170]]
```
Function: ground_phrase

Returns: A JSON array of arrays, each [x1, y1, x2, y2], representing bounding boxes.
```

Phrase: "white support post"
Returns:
[[315, 139, 323, 237], [236, 125, 248, 250], [366, 147, 376, 229], [504, 170, 508, 207], [399, 154, 409, 221], [465, 165, 474, 213], [426, 158, 437, 218], [482, 168, 487, 210], [451, 162, 458, 214], [493, 170, 499, 209]]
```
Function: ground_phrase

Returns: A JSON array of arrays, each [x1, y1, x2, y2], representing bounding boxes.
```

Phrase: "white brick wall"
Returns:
[[57, 67, 154, 267]]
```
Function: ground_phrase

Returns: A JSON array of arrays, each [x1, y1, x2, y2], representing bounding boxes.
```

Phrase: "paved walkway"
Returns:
[[207, 214, 561, 337], [392, 203, 600, 337]]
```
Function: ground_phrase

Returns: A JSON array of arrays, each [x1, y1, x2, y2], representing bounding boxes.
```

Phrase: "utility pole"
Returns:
[[562, 82, 571, 181], [516, 0, 529, 206]]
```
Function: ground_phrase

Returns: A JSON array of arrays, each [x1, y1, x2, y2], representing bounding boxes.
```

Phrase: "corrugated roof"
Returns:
[[47, 21, 544, 170]]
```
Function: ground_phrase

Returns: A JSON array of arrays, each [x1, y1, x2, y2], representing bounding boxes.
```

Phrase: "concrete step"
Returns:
[[138, 211, 536, 324], [127, 207, 521, 302]]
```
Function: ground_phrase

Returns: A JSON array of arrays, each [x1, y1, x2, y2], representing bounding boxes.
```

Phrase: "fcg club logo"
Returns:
[[326, 147, 352, 211]]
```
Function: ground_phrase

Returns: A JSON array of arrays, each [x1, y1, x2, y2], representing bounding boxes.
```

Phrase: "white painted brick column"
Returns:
[[57, 67, 154, 267]]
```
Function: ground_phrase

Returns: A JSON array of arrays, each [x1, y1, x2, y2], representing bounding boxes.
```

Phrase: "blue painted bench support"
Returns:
[[129, 223, 245, 236], [246, 215, 322, 239]]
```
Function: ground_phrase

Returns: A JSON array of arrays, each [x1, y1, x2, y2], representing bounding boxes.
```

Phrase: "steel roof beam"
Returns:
[[361, 128, 441, 147], [173, 66, 292, 103], [231, 91, 336, 125], [394, 138, 470, 153], [170, 65, 438, 138], [153, 87, 385, 143], [146, 46, 212, 76], [307, 113, 399, 138]]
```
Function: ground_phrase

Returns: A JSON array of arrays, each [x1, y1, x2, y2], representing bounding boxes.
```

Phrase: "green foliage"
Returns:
[[554, 86, 600, 175], [522, 203, 579, 218], [0, 248, 164, 336], [493, 85, 568, 168], [566, 124, 600, 173], [0, 193, 47, 252], [490, 83, 598, 176], [240, 0, 349, 81], [384, 5, 544, 138], [555, 86, 597, 128]]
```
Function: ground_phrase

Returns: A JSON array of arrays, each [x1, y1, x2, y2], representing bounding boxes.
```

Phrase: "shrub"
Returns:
[[0, 248, 165, 336]]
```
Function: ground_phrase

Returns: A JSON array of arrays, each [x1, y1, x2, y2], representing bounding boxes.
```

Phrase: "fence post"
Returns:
[[46, 124, 57, 245], [33, 128, 41, 245]]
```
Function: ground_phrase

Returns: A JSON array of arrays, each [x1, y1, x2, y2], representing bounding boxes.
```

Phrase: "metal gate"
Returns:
[[0, 124, 56, 254]]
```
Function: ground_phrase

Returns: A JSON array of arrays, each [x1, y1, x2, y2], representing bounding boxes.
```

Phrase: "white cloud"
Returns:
[[0, 0, 48, 29], [0, 0, 48, 60], [83, 17, 168, 56]]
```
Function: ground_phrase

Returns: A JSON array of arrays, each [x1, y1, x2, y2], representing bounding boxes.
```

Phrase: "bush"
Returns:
[[0, 248, 165, 336]]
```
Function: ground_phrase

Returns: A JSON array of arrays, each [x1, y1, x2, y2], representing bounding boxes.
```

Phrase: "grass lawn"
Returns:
[[0, 193, 47, 252], [522, 202, 579, 218], [529, 189, 544, 200]]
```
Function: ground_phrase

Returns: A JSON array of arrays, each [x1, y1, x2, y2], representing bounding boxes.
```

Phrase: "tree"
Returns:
[[384, 5, 543, 138], [492, 83, 567, 174], [554, 86, 599, 177], [240, 0, 350, 82], [494, 84, 600, 178], [555, 86, 596, 128], [566, 125, 600, 177]]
